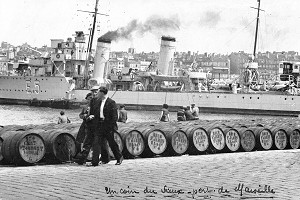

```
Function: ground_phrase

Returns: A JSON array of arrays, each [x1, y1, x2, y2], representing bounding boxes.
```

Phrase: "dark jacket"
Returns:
[[76, 105, 90, 143], [89, 97, 118, 132], [184, 110, 196, 121]]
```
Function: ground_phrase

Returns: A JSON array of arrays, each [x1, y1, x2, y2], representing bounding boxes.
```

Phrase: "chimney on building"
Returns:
[[157, 36, 176, 75]]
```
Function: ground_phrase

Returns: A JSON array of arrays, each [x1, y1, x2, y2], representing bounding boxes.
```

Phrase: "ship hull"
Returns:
[[0, 76, 70, 100], [1, 76, 300, 116], [75, 90, 300, 116], [103, 91, 300, 116]]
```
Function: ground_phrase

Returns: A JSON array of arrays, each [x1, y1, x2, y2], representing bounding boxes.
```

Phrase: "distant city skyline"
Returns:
[[1, 0, 300, 54]]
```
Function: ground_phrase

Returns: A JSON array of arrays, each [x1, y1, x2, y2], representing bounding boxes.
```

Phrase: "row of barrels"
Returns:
[[0, 123, 79, 166], [112, 119, 300, 158], [0, 118, 300, 166]]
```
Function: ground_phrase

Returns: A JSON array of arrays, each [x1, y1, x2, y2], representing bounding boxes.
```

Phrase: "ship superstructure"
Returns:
[[1, 0, 300, 116]]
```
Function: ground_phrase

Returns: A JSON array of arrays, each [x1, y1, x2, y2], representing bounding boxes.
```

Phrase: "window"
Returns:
[[294, 65, 298, 69], [279, 64, 283, 68]]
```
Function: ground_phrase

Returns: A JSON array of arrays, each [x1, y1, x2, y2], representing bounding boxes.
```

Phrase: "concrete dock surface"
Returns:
[[0, 149, 300, 200]]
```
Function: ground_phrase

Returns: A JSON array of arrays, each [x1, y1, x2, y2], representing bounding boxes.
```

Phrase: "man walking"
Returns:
[[74, 86, 108, 165], [88, 86, 123, 166]]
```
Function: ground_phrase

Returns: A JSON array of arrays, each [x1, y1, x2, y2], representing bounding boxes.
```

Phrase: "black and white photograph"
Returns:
[[0, 0, 300, 199]]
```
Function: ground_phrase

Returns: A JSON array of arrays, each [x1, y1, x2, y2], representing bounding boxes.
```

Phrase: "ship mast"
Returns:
[[253, 0, 262, 60], [87, 0, 99, 54], [242, 0, 263, 89], [80, 0, 108, 88], [83, 0, 99, 88]]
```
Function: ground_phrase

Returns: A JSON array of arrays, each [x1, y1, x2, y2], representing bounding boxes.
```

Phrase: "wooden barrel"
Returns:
[[0, 131, 18, 164], [204, 125, 226, 153], [117, 126, 145, 158], [285, 127, 300, 149], [159, 127, 189, 156], [222, 127, 241, 152], [180, 126, 209, 155], [0, 126, 34, 164], [67, 126, 81, 154], [135, 125, 167, 157], [108, 131, 124, 159], [67, 124, 124, 160], [235, 128, 256, 152], [2, 131, 45, 165], [269, 126, 288, 150], [36, 129, 76, 163], [35, 123, 58, 130], [253, 127, 273, 151]]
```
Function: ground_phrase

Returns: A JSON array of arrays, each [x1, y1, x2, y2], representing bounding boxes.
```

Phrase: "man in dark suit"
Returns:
[[87, 86, 123, 166]]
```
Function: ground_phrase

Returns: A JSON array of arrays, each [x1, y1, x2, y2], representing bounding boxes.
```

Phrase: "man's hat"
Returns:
[[90, 85, 99, 91], [99, 86, 108, 94]]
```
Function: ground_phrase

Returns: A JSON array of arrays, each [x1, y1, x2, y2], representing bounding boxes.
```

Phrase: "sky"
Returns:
[[1, 0, 300, 54]]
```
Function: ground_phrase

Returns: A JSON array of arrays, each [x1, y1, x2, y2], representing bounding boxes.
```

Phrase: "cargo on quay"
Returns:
[[1, 0, 300, 116], [0, 118, 299, 166]]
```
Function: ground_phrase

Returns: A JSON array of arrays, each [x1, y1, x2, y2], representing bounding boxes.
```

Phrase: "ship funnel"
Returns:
[[88, 38, 112, 87], [157, 36, 176, 75]]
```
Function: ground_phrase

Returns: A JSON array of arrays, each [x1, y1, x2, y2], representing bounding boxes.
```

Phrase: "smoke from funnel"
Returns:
[[99, 15, 180, 41]]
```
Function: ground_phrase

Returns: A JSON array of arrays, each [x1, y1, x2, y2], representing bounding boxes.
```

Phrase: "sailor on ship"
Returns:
[[66, 79, 76, 99]]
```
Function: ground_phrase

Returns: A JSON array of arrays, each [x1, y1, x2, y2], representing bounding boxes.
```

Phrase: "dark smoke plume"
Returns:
[[99, 15, 180, 41]]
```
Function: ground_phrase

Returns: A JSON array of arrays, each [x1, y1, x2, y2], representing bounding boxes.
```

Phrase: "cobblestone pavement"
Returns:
[[0, 149, 300, 200]]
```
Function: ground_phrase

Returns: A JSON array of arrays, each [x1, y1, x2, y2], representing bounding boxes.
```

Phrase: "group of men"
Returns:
[[75, 86, 124, 166], [177, 103, 199, 121]]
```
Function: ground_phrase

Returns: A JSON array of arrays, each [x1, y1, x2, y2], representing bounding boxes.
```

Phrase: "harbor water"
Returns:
[[0, 105, 297, 126]]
